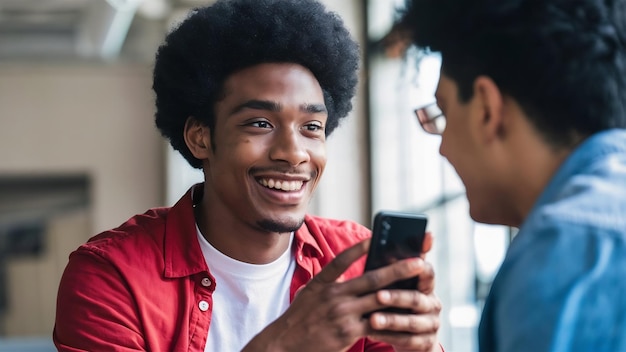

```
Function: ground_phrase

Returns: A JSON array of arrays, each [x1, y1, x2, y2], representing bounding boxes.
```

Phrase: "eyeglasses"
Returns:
[[414, 103, 446, 135]]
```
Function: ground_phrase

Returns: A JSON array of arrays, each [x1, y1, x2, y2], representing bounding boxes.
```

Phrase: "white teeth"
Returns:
[[259, 178, 303, 191]]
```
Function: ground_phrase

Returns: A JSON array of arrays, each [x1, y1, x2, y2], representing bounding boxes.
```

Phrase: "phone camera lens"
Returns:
[[381, 219, 391, 238]]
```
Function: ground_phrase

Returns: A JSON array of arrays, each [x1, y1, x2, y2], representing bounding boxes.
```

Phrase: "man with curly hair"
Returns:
[[53, 1, 442, 351], [399, 0, 626, 351]]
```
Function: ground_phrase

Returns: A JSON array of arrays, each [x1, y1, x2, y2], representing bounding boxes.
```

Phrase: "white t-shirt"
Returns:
[[197, 228, 296, 352]]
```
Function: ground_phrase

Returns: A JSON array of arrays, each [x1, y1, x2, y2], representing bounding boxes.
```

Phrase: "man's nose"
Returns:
[[269, 129, 310, 166]]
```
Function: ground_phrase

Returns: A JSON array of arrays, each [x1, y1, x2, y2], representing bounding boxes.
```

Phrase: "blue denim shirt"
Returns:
[[479, 129, 626, 352]]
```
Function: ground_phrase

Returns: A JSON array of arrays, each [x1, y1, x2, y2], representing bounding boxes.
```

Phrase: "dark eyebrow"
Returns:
[[302, 103, 327, 114], [231, 100, 281, 115], [230, 100, 327, 115]]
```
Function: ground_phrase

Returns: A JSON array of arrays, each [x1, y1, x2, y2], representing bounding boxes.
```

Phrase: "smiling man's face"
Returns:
[[205, 62, 328, 233]]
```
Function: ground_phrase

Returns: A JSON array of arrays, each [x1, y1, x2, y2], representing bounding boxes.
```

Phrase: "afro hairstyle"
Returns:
[[153, 0, 360, 168]]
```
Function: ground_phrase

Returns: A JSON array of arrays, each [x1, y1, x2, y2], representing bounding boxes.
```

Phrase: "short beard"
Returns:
[[257, 218, 304, 233]]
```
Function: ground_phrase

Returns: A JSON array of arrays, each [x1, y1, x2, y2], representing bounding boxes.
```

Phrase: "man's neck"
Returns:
[[194, 191, 294, 265], [507, 132, 575, 227]]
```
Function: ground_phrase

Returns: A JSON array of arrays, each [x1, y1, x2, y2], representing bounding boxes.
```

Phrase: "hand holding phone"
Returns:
[[363, 211, 428, 315]]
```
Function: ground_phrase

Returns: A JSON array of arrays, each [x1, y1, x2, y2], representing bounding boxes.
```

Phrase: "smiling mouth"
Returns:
[[257, 178, 305, 191]]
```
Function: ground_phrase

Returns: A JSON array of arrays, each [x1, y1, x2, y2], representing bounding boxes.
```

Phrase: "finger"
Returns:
[[310, 239, 370, 285], [369, 332, 438, 352], [345, 257, 424, 295], [421, 232, 433, 254], [417, 260, 435, 294], [369, 310, 440, 334], [326, 292, 386, 323], [375, 289, 441, 316]]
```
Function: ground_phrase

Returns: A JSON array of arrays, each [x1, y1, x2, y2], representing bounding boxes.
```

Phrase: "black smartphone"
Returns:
[[363, 211, 428, 315]]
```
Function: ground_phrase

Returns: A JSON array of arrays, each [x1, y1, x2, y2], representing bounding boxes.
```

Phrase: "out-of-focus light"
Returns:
[[138, 0, 171, 20]]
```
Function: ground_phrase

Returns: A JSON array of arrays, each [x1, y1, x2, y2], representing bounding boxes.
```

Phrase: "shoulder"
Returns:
[[75, 207, 171, 263], [539, 132, 626, 232], [491, 213, 626, 350], [502, 215, 624, 294]]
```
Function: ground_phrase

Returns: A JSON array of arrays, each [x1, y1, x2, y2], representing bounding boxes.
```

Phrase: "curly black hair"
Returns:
[[399, 0, 626, 147], [153, 0, 360, 168]]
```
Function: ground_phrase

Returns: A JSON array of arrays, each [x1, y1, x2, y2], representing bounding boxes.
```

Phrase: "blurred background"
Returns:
[[0, 0, 513, 351]]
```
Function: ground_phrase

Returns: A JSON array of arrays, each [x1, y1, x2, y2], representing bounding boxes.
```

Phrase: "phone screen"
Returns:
[[363, 211, 428, 314]]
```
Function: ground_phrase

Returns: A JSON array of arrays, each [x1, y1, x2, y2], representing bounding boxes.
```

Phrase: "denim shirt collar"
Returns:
[[526, 128, 626, 224]]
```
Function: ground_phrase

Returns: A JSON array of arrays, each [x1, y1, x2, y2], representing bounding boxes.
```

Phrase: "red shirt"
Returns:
[[54, 185, 392, 351]]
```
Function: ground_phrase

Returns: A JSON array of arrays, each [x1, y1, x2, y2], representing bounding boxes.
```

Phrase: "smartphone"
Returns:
[[363, 211, 428, 315]]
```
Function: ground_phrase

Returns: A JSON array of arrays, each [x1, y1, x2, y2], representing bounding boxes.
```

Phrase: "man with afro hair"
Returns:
[[54, 1, 442, 351]]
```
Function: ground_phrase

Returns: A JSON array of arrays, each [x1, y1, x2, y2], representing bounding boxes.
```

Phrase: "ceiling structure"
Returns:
[[0, 0, 216, 61]]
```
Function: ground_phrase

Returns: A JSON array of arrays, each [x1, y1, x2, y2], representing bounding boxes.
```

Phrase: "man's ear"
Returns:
[[473, 76, 506, 142], [184, 116, 213, 159]]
